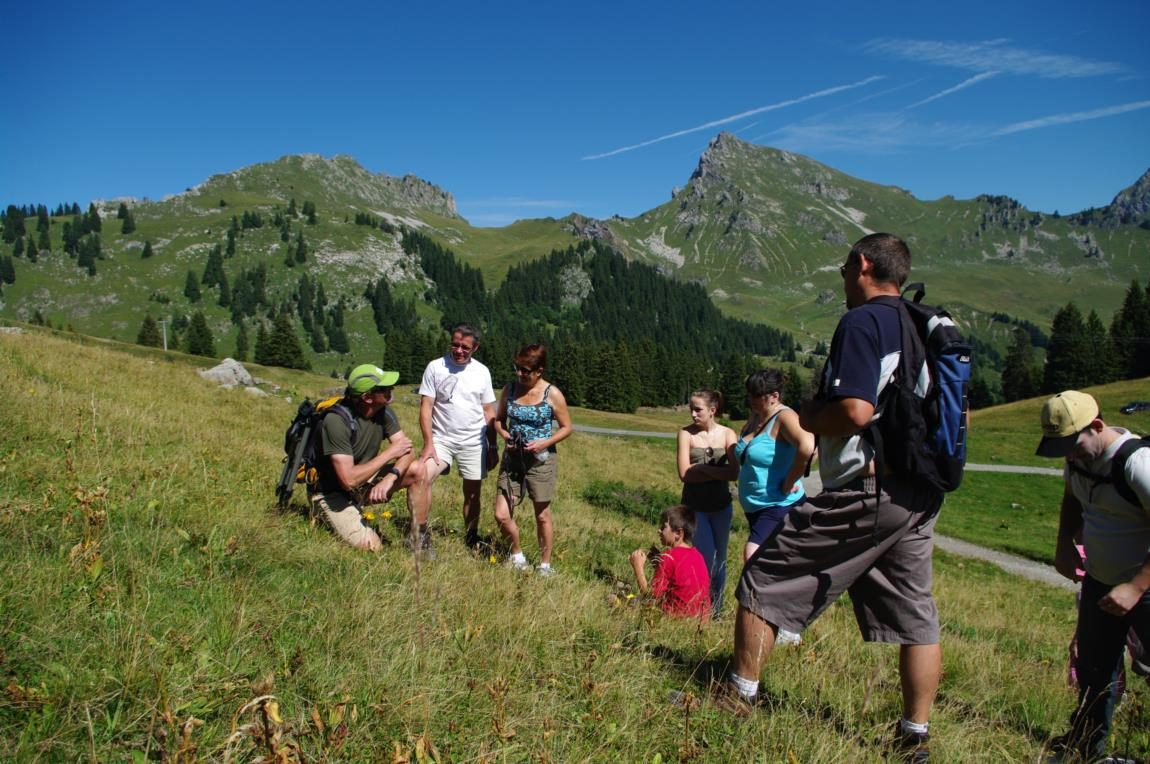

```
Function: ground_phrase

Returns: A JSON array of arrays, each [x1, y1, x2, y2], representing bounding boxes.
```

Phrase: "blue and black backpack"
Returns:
[[867, 283, 972, 494]]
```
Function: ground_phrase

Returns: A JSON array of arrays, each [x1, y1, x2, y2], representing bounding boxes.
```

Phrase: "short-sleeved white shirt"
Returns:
[[418, 355, 496, 449], [1068, 429, 1150, 586]]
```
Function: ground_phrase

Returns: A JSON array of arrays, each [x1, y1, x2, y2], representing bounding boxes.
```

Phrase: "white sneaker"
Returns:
[[776, 629, 802, 646], [507, 553, 531, 571], [536, 563, 555, 577]]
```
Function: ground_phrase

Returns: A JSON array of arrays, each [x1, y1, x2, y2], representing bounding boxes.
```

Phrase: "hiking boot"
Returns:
[[892, 725, 930, 763], [464, 528, 482, 551], [1044, 731, 1107, 763], [708, 680, 754, 718]]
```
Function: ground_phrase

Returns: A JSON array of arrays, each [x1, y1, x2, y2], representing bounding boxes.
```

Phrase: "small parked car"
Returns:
[[1119, 401, 1150, 415]]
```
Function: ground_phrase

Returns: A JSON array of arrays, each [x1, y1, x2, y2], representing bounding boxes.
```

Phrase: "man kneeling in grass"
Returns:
[[309, 363, 426, 552]]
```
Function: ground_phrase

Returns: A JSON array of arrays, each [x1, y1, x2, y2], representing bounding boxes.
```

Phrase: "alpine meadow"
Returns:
[[0, 326, 1147, 761], [3, 135, 1150, 762]]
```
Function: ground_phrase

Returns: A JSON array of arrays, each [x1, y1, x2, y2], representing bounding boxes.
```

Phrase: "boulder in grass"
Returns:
[[199, 358, 254, 388]]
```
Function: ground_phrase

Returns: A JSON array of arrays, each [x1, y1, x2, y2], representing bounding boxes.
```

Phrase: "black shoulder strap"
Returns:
[[1110, 436, 1150, 508]]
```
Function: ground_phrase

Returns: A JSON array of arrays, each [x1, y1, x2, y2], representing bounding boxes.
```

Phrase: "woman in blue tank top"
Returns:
[[492, 343, 573, 575], [734, 368, 815, 645], [735, 368, 816, 561]]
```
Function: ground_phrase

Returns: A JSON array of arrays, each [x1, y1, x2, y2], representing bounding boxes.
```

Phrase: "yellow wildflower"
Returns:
[[382, 511, 392, 519], [363, 512, 376, 521]]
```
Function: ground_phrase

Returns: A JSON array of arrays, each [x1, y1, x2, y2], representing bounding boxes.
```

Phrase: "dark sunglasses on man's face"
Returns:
[[370, 387, 394, 398]]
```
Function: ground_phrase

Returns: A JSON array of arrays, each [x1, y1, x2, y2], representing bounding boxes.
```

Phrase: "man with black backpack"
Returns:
[[1036, 390, 1150, 763], [718, 234, 945, 763], [309, 363, 424, 552]]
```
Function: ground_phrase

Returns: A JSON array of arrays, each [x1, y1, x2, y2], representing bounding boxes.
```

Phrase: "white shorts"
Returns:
[[427, 440, 488, 482]]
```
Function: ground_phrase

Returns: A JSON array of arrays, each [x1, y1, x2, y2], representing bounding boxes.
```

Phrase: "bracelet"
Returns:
[[386, 466, 401, 479]]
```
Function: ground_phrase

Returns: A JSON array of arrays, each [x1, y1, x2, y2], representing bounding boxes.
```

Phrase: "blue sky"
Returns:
[[3, 1, 1148, 227]]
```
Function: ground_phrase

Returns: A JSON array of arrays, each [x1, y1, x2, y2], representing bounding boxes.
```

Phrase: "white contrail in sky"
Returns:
[[993, 99, 1150, 135], [581, 76, 885, 160], [865, 38, 1124, 79], [907, 71, 999, 109]]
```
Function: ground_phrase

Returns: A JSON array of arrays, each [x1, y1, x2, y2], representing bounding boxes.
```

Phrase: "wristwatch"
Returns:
[[386, 466, 401, 479]]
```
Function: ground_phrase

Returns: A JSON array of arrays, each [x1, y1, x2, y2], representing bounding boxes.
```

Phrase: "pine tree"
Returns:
[[234, 320, 249, 362], [0, 255, 15, 284], [265, 312, 310, 370], [85, 203, 102, 233], [1042, 302, 1093, 393], [1002, 328, 1039, 402], [121, 209, 136, 234], [968, 373, 999, 409], [37, 228, 49, 255], [136, 314, 162, 347], [226, 227, 236, 257], [141, 241, 154, 259], [12, 237, 24, 258], [77, 235, 99, 275], [1108, 279, 1150, 379], [185, 311, 216, 357], [217, 270, 231, 307], [1083, 310, 1115, 386], [254, 322, 271, 365], [783, 365, 810, 411], [201, 245, 224, 287], [116, 202, 128, 220], [184, 270, 202, 302], [294, 231, 307, 264]]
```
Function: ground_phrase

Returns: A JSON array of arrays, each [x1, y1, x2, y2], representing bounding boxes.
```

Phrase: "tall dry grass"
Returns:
[[1, 328, 1146, 761]]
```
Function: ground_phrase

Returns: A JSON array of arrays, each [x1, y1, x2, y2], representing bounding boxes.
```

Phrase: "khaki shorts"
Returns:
[[310, 490, 380, 550], [735, 476, 942, 644], [497, 451, 558, 505]]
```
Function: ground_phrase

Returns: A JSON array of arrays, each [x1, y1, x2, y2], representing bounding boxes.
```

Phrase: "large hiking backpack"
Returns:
[[867, 283, 972, 494], [275, 397, 356, 509], [1068, 435, 1150, 508]]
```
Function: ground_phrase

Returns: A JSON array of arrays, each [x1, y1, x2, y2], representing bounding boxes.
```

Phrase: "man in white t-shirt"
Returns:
[[1036, 390, 1150, 762], [413, 324, 498, 555]]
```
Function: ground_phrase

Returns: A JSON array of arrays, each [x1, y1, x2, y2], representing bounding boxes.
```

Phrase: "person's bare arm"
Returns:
[[799, 396, 874, 438]]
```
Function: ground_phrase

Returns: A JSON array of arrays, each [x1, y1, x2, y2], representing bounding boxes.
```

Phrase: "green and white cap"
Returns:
[[347, 363, 399, 394]]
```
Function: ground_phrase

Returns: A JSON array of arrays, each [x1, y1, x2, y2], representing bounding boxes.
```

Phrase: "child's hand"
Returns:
[[630, 549, 648, 567]]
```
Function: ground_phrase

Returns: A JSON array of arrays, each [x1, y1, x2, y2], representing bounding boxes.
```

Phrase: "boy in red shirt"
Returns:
[[630, 505, 711, 619]]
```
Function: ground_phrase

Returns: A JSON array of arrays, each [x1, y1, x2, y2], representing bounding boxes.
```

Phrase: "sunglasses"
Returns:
[[513, 364, 539, 375]]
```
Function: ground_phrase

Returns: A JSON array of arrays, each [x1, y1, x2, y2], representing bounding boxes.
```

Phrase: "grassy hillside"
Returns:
[[4, 142, 1148, 375], [3, 328, 1148, 761], [596, 135, 1150, 345]]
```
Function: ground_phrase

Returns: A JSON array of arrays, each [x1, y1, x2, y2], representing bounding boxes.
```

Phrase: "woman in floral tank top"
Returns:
[[492, 344, 573, 575]]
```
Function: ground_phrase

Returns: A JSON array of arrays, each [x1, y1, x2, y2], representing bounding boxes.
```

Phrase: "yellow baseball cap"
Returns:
[[1035, 390, 1099, 457]]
